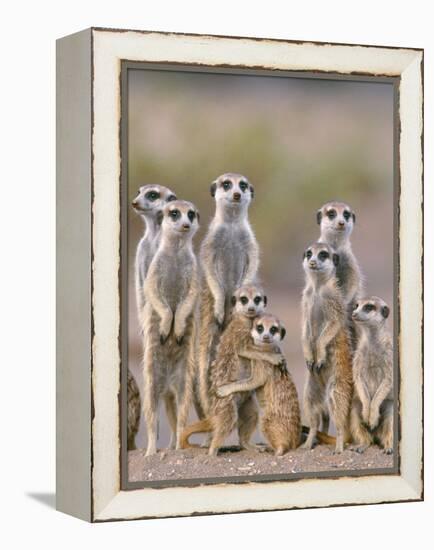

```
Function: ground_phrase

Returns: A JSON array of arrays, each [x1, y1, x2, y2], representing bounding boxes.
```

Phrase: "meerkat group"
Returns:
[[130, 176, 393, 458]]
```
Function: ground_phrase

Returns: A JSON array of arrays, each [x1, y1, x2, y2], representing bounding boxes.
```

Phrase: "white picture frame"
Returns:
[[56, 27, 423, 522]]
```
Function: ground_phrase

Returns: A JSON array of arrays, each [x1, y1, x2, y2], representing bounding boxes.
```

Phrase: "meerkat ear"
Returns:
[[210, 181, 217, 197], [231, 296, 237, 307], [167, 194, 177, 202], [316, 210, 322, 224], [382, 305, 390, 319], [263, 295, 268, 306], [249, 184, 254, 199], [156, 210, 164, 226], [280, 327, 286, 340], [333, 253, 340, 266], [352, 212, 356, 224], [196, 210, 200, 223]]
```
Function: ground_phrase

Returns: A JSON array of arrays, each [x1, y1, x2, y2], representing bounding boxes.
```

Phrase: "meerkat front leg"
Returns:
[[301, 320, 315, 371], [216, 363, 268, 398], [202, 254, 225, 328], [354, 374, 372, 426], [146, 268, 173, 343], [368, 376, 392, 431], [173, 270, 198, 345], [239, 345, 285, 366], [314, 319, 340, 370], [243, 238, 260, 285]]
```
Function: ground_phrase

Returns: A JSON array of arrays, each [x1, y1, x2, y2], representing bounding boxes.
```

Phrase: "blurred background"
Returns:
[[126, 68, 394, 452]]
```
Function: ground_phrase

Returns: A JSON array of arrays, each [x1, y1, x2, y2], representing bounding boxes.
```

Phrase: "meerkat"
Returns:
[[301, 242, 353, 454], [127, 370, 141, 450], [317, 201, 362, 312], [131, 184, 177, 322], [181, 285, 285, 455], [198, 173, 259, 416], [217, 314, 301, 455], [142, 200, 200, 456], [350, 297, 393, 454]]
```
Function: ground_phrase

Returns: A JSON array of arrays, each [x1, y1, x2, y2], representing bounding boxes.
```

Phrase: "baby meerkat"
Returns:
[[301, 242, 353, 454], [198, 173, 259, 416], [131, 184, 177, 322], [181, 285, 285, 455], [317, 201, 362, 311], [142, 200, 200, 456], [350, 297, 393, 454], [217, 314, 301, 455]]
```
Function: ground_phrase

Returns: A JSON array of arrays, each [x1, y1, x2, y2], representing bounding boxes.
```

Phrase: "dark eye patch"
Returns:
[[146, 190, 160, 201], [188, 210, 196, 222], [169, 209, 180, 220], [318, 251, 329, 261], [240, 296, 248, 305], [222, 180, 232, 191], [343, 210, 351, 221], [167, 194, 177, 202], [253, 296, 262, 305], [270, 326, 278, 335], [306, 250, 312, 260], [363, 304, 376, 313], [256, 324, 264, 334], [327, 209, 337, 219], [239, 181, 248, 192]]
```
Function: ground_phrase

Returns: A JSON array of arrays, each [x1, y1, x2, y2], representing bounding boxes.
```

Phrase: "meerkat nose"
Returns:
[[263, 335, 271, 342], [248, 307, 255, 313], [338, 221, 345, 227], [132, 200, 138, 206], [233, 192, 241, 201], [182, 223, 190, 230]]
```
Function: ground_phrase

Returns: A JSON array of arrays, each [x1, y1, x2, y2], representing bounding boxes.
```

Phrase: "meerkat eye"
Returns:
[[222, 180, 232, 191], [306, 250, 312, 260], [146, 191, 160, 201], [354, 303, 359, 310], [188, 210, 196, 222], [363, 304, 375, 313], [270, 326, 278, 335], [254, 296, 262, 305], [318, 251, 329, 261], [169, 209, 180, 220], [240, 297, 248, 305], [167, 194, 177, 202], [327, 209, 337, 219], [343, 210, 351, 221], [256, 324, 264, 334], [137, 188, 141, 195], [239, 181, 248, 192]]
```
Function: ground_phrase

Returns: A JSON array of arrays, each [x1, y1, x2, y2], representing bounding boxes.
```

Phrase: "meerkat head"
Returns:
[[231, 284, 267, 319], [303, 242, 339, 278], [251, 314, 286, 346], [131, 184, 177, 218], [317, 201, 356, 242], [159, 200, 200, 238], [210, 173, 254, 210], [352, 296, 390, 326]]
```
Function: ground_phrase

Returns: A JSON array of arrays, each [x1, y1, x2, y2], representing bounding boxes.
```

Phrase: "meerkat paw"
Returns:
[[315, 361, 325, 372], [368, 413, 379, 432], [175, 334, 184, 346], [216, 385, 231, 398], [383, 447, 393, 455], [159, 332, 170, 345], [354, 445, 369, 454], [305, 359, 315, 372], [301, 440, 314, 450]]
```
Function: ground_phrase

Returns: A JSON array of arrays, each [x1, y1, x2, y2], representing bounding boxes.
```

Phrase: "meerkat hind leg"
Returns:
[[302, 412, 320, 450], [349, 402, 373, 453], [237, 397, 259, 452], [164, 393, 177, 450]]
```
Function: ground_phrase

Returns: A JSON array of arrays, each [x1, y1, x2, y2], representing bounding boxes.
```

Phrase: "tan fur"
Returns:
[[301, 243, 353, 453], [350, 297, 393, 454], [217, 314, 301, 455], [127, 369, 141, 450]]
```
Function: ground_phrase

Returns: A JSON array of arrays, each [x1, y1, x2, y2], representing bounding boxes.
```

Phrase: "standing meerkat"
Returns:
[[350, 297, 393, 454], [301, 242, 353, 454], [142, 200, 200, 456], [128, 184, 176, 451], [198, 173, 259, 415], [317, 201, 362, 311], [131, 184, 177, 322], [181, 285, 285, 455], [217, 314, 301, 455]]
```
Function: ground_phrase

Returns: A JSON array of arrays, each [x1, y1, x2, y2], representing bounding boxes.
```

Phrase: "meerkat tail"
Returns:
[[180, 418, 213, 449], [301, 425, 336, 445]]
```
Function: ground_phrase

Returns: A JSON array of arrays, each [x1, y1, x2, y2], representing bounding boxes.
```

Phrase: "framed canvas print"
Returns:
[[56, 27, 423, 522]]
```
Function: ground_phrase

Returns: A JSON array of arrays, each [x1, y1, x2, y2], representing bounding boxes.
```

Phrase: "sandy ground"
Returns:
[[128, 445, 394, 483]]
